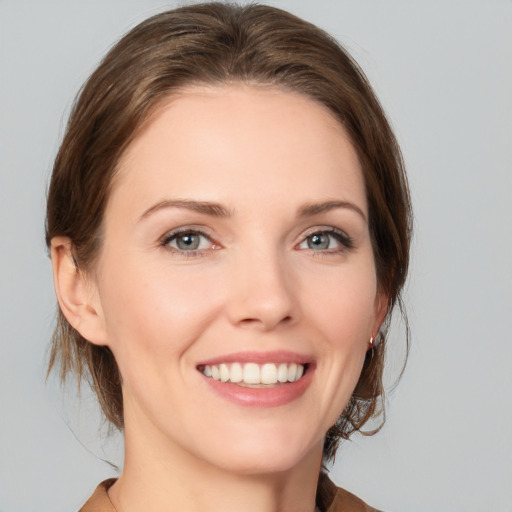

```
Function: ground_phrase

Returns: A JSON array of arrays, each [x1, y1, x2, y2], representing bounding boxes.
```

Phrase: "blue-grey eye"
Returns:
[[298, 229, 352, 252], [165, 231, 211, 251], [175, 233, 201, 250], [307, 233, 330, 250]]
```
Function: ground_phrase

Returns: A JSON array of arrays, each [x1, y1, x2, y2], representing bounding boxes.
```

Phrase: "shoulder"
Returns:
[[79, 475, 381, 512], [317, 473, 382, 512], [78, 479, 117, 512], [328, 487, 383, 512]]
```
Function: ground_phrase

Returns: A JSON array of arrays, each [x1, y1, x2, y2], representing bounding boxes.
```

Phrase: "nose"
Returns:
[[225, 248, 298, 331]]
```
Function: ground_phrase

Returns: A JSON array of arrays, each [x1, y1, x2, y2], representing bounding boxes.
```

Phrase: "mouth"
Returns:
[[196, 351, 314, 406], [197, 362, 309, 387]]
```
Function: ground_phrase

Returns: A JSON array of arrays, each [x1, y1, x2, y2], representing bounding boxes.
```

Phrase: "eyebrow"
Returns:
[[298, 200, 367, 222], [139, 198, 366, 222], [139, 199, 232, 221]]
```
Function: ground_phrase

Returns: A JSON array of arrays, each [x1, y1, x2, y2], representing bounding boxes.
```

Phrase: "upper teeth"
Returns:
[[202, 362, 305, 384]]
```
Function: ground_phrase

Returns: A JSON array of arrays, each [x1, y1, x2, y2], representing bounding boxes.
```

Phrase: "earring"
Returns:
[[369, 336, 374, 348]]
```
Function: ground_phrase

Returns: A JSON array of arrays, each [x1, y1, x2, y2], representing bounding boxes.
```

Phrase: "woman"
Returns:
[[46, 3, 411, 511]]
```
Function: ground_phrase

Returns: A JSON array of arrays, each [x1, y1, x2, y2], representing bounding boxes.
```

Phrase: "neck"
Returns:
[[110, 405, 324, 512]]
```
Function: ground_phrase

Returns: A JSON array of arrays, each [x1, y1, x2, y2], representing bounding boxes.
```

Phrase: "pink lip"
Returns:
[[197, 350, 313, 366], [197, 351, 316, 408]]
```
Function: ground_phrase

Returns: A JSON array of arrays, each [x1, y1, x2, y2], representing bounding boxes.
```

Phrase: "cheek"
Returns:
[[301, 261, 377, 418], [304, 264, 378, 350], [97, 257, 225, 365]]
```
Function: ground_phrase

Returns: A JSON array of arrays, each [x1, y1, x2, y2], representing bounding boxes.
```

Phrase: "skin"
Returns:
[[52, 85, 386, 512]]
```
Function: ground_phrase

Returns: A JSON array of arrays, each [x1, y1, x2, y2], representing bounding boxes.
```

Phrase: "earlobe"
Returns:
[[50, 237, 108, 346]]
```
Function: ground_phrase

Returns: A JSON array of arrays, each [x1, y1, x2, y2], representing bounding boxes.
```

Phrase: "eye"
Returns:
[[161, 229, 215, 253], [298, 229, 353, 252]]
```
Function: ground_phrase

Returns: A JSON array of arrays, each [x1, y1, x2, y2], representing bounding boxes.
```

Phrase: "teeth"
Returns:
[[261, 363, 277, 384], [230, 362, 243, 383], [219, 363, 230, 382], [287, 363, 297, 382], [277, 363, 288, 383], [202, 362, 306, 385], [243, 363, 260, 384]]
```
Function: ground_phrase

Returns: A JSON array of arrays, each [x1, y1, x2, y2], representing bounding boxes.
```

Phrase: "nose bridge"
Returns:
[[226, 238, 297, 330]]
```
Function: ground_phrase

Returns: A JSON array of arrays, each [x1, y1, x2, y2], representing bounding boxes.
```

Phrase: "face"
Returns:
[[88, 85, 385, 475]]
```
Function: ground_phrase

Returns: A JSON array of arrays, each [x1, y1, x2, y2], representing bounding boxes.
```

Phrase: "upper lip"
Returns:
[[197, 350, 314, 367]]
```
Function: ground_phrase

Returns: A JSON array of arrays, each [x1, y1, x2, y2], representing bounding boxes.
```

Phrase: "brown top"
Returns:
[[79, 474, 381, 512]]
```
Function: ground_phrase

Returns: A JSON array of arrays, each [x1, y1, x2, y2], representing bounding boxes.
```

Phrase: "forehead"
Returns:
[[110, 84, 366, 216]]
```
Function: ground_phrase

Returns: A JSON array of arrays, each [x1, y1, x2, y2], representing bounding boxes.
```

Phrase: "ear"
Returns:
[[372, 290, 389, 340], [50, 237, 108, 346]]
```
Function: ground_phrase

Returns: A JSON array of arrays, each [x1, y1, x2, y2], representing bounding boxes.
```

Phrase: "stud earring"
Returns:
[[369, 336, 374, 348]]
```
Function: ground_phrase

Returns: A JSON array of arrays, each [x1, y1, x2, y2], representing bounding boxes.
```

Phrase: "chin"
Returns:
[[196, 428, 322, 476]]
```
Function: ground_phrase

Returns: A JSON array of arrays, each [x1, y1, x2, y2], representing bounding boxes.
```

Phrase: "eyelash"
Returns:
[[159, 227, 354, 257], [298, 228, 354, 255], [160, 228, 218, 257]]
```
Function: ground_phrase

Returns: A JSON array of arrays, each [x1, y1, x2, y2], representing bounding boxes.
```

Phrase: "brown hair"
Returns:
[[46, 2, 412, 461]]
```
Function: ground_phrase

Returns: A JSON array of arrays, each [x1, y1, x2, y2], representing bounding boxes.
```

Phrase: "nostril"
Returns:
[[239, 317, 260, 325], [238, 314, 293, 329]]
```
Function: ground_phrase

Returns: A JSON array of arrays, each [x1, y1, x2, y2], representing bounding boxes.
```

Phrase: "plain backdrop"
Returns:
[[1, 1, 511, 511]]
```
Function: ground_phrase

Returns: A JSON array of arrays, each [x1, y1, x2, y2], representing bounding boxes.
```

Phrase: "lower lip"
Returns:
[[201, 368, 314, 407]]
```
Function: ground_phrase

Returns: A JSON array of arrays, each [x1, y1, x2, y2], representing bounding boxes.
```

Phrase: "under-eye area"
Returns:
[[197, 362, 312, 386]]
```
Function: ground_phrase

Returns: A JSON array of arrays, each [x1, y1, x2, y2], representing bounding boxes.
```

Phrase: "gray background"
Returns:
[[1, 0, 511, 511]]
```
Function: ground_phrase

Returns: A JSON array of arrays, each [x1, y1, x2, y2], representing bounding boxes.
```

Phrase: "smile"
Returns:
[[200, 362, 305, 385], [197, 351, 314, 407]]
